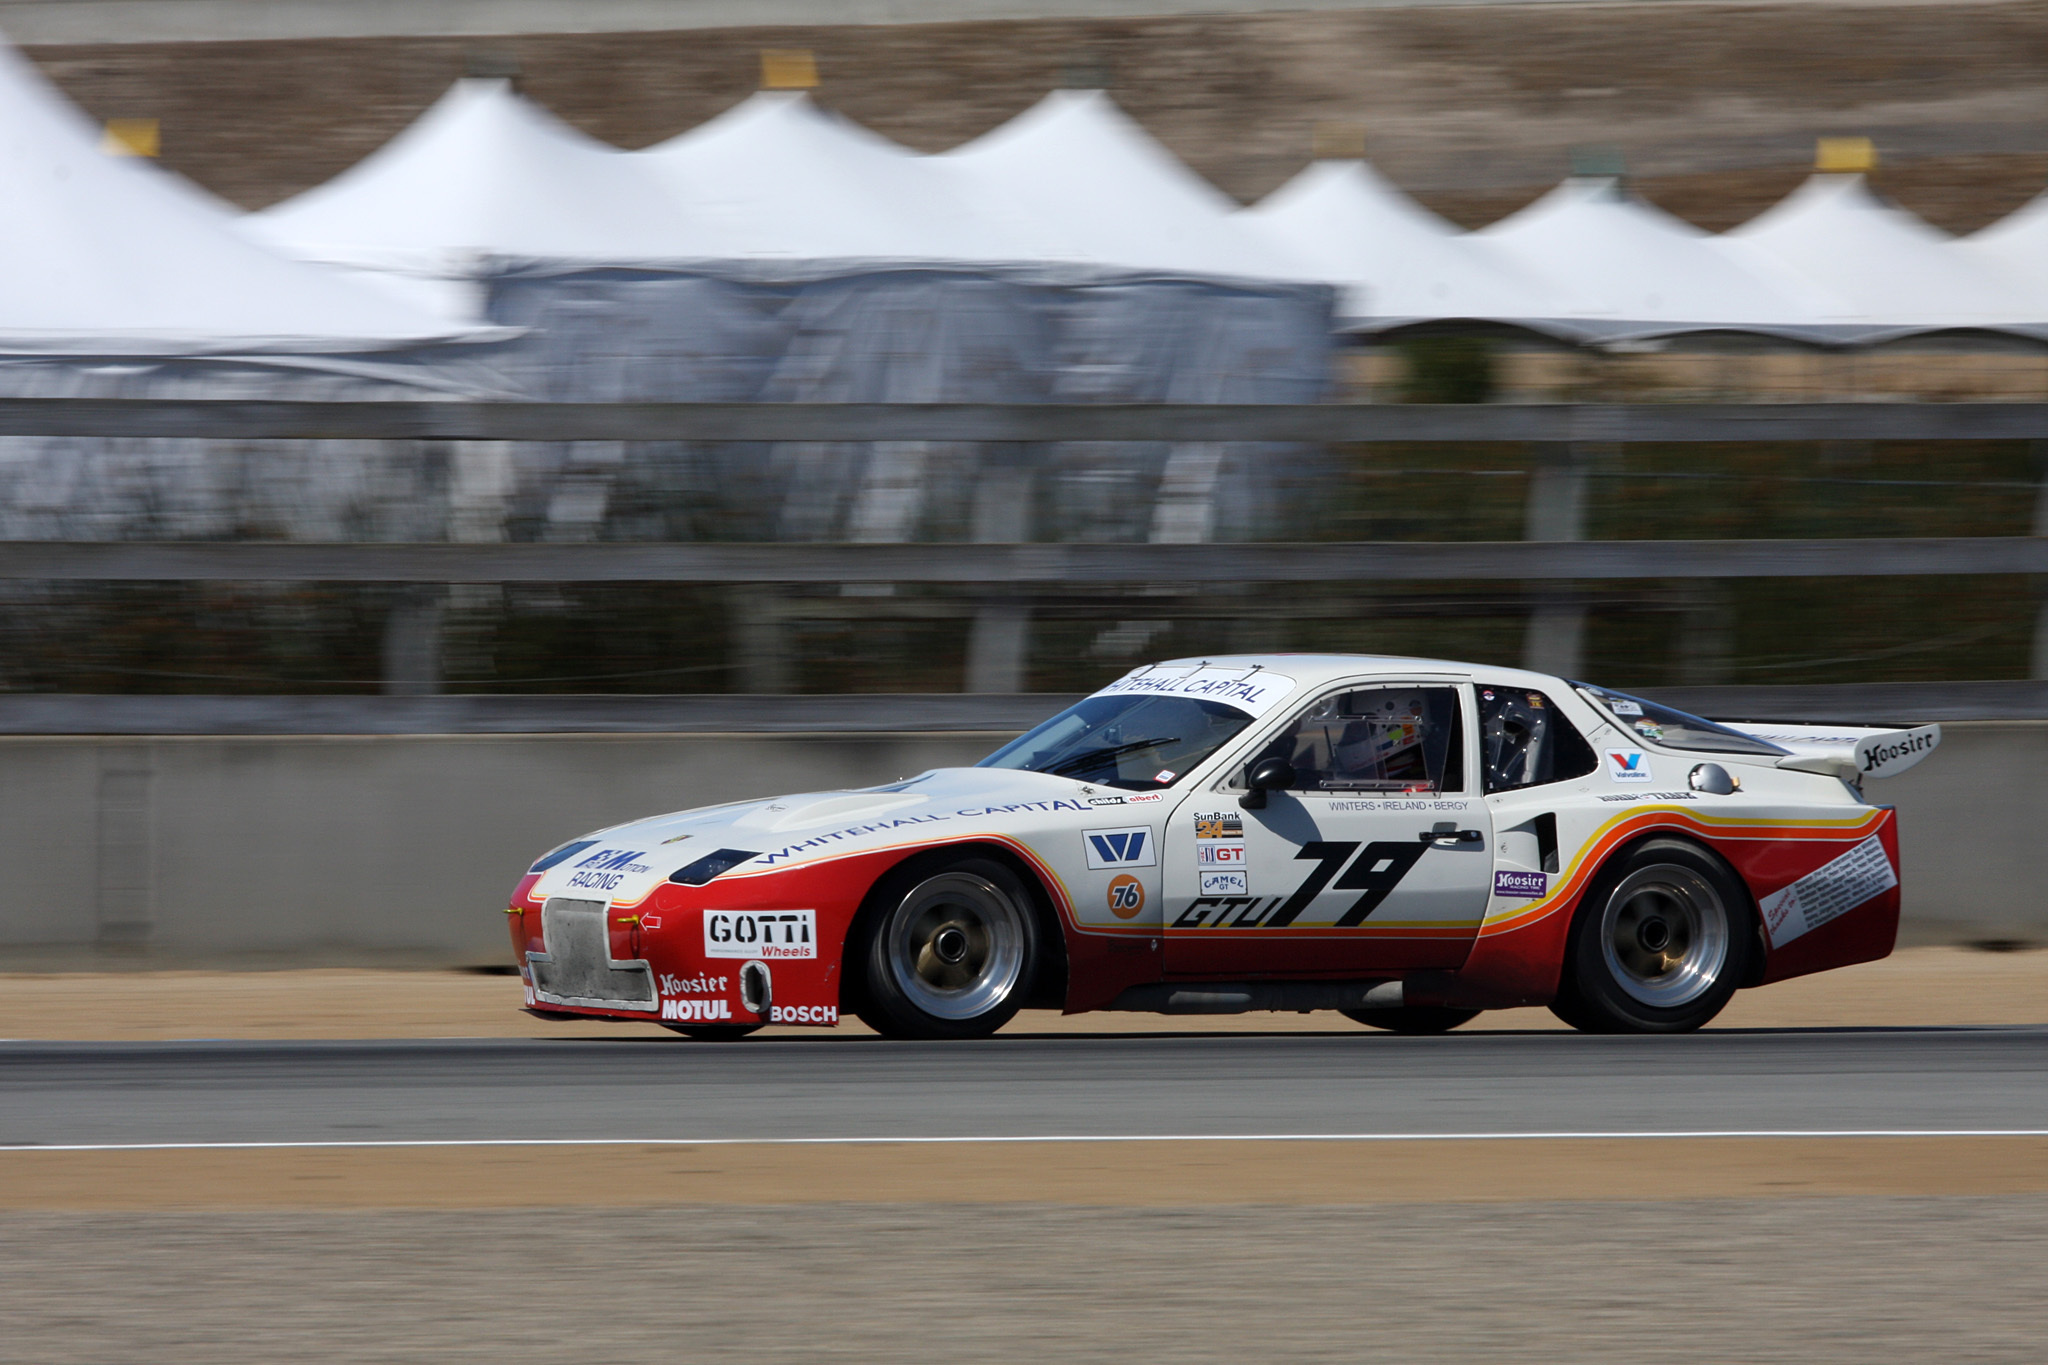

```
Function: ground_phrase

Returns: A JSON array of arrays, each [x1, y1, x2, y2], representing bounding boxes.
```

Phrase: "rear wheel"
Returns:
[[1551, 837, 1750, 1034], [660, 1024, 763, 1041], [1341, 1006, 1480, 1035], [853, 855, 1040, 1040]]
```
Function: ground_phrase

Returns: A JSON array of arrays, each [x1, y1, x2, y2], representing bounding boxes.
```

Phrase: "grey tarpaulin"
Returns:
[[481, 259, 1336, 546]]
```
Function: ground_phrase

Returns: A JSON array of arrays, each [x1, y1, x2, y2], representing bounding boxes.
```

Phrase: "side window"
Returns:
[[1252, 686, 1464, 794], [1477, 684, 1597, 793]]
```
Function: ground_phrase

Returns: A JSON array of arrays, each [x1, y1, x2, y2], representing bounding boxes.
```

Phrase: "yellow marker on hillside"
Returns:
[[761, 49, 817, 90], [1816, 136, 1876, 173], [101, 118, 159, 157]]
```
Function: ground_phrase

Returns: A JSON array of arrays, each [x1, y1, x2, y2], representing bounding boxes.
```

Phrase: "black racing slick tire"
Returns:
[[852, 855, 1041, 1040], [1550, 837, 1753, 1034], [660, 1024, 763, 1041], [1340, 1006, 1481, 1035]]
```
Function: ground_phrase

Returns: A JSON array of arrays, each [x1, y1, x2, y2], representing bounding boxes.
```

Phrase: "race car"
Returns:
[[506, 655, 1940, 1038]]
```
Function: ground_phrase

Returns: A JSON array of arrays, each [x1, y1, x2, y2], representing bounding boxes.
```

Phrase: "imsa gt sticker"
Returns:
[[703, 909, 816, 959]]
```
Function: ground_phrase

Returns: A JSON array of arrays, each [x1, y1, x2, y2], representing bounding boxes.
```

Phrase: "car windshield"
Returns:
[[1573, 683, 1790, 757], [977, 695, 1256, 790]]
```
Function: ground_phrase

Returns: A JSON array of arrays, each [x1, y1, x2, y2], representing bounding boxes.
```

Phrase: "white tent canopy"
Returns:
[[0, 40, 481, 353], [1245, 158, 1567, 328], [1475, 176, 1842, 342], [637, 90, 1011, 261], [1729, 172, 2048, 333], [1967, 185, 2048, 294], [936, 89, 1300, 279], [250, 78, 689, 274]]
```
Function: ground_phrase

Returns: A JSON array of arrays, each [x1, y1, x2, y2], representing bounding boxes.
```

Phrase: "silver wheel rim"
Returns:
[[883, 871, 1027, 1021], [1598, 864, 1729, 1008]]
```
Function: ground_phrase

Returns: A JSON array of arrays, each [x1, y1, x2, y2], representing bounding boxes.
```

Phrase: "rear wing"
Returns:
[[1719, 722, 1941, 781]]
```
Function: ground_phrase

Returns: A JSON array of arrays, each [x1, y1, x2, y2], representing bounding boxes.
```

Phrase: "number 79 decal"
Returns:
[[1170, 840, 1430, 930]]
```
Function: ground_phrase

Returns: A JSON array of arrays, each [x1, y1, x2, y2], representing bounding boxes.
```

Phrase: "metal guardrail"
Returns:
[[0, 537, 2038, 581], [3, 399, 2048, 443], [0, 683, 2037, 735]]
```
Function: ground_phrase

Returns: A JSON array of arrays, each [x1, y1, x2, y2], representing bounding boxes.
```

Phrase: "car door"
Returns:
[[1161, 680, 1494, 977]]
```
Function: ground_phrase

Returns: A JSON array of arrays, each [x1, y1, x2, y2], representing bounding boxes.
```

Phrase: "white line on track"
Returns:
[[7, 1129, 2048, 1152]]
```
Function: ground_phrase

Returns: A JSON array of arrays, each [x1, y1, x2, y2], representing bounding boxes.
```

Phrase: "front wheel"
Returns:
[[1550, 838, 1751, 1034], [853, 855, 1040, 1040], [1341, 1006, 1480, 1035]]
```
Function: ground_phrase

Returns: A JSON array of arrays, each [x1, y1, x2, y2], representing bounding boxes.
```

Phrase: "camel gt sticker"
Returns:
[[1605, 749, 1653, 784], [1085, 827, 1156, 869]]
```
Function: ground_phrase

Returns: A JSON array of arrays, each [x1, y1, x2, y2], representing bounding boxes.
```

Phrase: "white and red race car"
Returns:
[[506, 655, 1939, 1037]]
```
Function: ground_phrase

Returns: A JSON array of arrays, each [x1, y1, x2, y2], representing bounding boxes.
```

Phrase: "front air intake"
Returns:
[[527, 897, 656, 1011]]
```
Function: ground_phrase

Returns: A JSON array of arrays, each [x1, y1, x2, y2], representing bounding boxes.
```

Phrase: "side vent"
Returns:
[[1534, 812, 1559, 874]]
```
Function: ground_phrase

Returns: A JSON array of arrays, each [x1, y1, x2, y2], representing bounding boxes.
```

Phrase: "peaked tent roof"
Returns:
[[0, 40, 483, 354], [249, 78, 691, 272], [1244, 159, 1567, 327], [1730, 172, 2048, 331], [637, 90, 1010, 261], [1477, 176, 1840, 341], [935, 89, 1302, 279], [1965, 182, 2048, 289]]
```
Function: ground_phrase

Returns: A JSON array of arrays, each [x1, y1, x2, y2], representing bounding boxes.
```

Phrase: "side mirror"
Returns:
[[1688, 762, 1739, 795], [1239, 756, 1297, 810]]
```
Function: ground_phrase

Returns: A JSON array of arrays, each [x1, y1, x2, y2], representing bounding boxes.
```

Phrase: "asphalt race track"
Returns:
[[2, 1027, 2045, 1148]]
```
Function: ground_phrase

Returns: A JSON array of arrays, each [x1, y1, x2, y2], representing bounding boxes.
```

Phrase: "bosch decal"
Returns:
[[770, 1004, 840, 1025]]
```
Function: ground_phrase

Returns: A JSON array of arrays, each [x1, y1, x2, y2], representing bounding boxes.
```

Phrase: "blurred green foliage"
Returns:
[[1395, 337, 1497, 405]]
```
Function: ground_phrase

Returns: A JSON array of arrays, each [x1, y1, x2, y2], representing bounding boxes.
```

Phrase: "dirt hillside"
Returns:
[[26, 0, 2048, 231]]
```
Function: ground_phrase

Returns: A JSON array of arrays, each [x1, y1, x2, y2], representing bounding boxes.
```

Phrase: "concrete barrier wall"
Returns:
[[0, 721, 2039, 968]]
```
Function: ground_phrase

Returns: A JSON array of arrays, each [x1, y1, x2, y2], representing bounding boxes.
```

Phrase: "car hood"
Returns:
[[527, 765, 1138, 906]]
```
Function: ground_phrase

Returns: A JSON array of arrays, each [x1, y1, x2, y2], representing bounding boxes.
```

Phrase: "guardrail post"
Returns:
[[381, 585, 446, 697], [2032, 441, 2048, 679], [732, 587, 794, 693], [94, 745, 154, 953], [1521, 440, 1595, 676], [965, 452, 1035, 693]]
